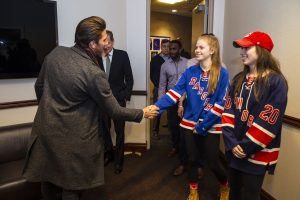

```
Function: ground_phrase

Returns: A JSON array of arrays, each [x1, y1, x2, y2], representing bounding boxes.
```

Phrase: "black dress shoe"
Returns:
[[153, 132, 160, 140], [197, 167, 204, 179], [162, 124, 168, 128], [173, 165, 185, 176], [167, 148, 177, 157], [104, 151, 114, 167], [104, 157, 113, 166], [114, 165, 123, 174]]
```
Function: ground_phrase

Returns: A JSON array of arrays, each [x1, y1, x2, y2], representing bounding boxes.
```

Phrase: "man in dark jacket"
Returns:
[[150, 39, 169, 139], [97, 30, 134, 174], [22, 16, 158, 200]]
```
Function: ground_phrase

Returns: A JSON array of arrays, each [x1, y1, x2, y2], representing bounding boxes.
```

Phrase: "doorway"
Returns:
[[148, 0, 214, 142]]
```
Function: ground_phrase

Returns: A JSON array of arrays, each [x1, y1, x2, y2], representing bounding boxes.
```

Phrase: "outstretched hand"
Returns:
[[143, 105, 159, 119]]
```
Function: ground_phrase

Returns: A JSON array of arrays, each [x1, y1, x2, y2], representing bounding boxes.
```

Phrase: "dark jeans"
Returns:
[[229, 168, 265, 200], [167, 104, 181, 150], [102, 99, 126, 168], [41, 182, 80, 200], [182, 128, 227, 183], [179, 127, 203, 167]]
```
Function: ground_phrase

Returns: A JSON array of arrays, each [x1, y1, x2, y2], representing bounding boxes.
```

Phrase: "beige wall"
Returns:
[[150, 11, 192, 55], [222, 0, 300, 199], [191, 12, 205, 57]]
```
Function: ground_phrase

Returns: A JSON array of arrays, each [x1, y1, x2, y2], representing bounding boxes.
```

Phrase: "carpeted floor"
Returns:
[[82, 115, 222, 200]]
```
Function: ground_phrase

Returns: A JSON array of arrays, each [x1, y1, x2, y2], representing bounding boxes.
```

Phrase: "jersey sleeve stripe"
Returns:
[[252, 123, 275, 138], [166, 89, 181, 103], [246, 123, 275, 147], [214, 103, 224, 110], [207, 126, 222, 134], [211, 104, 224, 117], [180, 118, 196, 130], [248, 148, 279, 165], [222, 114, 235, 128]]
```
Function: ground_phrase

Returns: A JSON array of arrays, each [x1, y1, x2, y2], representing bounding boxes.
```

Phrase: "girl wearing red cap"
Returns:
[[222, 31, 288, 200]]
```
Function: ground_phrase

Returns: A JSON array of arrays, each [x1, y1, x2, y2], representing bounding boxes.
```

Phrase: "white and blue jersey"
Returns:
[[155, 65, 230, 136]]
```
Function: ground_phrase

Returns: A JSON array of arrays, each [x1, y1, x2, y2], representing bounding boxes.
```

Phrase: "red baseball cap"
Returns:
[[233, 31, 274, 52]]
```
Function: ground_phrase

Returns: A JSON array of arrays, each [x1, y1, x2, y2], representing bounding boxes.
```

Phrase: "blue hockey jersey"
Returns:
[[222, 73, 288, 175], [155, 65, 229, 136]]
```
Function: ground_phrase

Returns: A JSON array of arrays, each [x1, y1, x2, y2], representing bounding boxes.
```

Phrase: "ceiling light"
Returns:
[[158, 0, 185, 5]]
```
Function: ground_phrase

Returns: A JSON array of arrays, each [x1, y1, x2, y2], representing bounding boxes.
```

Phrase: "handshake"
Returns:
[[142, 105, 160, 119]]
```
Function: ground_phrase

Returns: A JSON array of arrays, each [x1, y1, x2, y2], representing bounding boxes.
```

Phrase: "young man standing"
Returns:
[[158, 40, 188, 160], [150, 39, 170, 139]]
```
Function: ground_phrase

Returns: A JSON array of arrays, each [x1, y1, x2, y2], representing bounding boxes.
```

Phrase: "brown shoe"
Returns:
[[187, 188, 199, 200], [197, 167, 204, 179], [167, 148, 177, 157], [173, 165, 185, 176], [219, 184, 230, 200]]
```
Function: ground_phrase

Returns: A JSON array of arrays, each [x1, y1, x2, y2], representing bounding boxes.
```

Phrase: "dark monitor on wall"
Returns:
[[0, 0, 58, 79]]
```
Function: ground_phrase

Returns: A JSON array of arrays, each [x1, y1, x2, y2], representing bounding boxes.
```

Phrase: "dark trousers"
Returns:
[[167, 104, 181, 150], [179, 128, 203, 167], [102, 99, 126, 168], [41, 182, 80, 200], [182, 128, 227, 183], [152, 87, 161, 132], [229, 168, 265, 200]]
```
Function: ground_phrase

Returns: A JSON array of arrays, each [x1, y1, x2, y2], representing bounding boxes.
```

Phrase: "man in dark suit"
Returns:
[[98, 30, 134, 174]]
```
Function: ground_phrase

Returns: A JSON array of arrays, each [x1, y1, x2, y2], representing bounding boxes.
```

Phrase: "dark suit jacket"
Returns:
[[150, 54, 165, 88], [98, 49, 133, 101]]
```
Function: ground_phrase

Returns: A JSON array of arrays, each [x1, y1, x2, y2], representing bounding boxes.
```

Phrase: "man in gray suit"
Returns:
[[22, 16, 158, 200]]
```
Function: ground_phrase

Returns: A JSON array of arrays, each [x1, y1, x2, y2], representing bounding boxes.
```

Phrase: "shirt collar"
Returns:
[[103, 48, 114, 59], [160, 53, 169, 61], [107, 48, 114, 57], [168, 56, 183, 63]]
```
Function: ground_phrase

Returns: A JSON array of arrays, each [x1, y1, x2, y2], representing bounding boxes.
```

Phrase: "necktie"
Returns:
[[106, 55, 111, 76]]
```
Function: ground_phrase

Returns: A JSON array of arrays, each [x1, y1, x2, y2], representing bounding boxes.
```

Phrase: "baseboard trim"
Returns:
[[261, 189, 277, 200], [124, 142, 147, 156]]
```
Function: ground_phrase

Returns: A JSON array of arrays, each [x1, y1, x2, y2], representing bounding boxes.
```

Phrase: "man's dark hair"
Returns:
[[201, 33, 215, 36], [75, 16, 106, 48], [161, 39, 169, 45], [170, 40, 182, 49], [106, 30, 114, 42]]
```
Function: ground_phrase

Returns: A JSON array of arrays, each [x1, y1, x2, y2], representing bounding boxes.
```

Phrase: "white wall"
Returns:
[[125, 0, 149, 144], [221, 0, 300, 199], [263, 124, 300, 200], [0, 0, 149, 146], [212, 0, 225, 59]]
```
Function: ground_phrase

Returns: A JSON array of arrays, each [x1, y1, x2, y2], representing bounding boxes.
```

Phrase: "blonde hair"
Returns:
[[197, 34, 221, 94]]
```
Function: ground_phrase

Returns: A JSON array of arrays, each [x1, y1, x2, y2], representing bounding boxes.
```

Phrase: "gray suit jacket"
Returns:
[[23, 46, 143, 190]]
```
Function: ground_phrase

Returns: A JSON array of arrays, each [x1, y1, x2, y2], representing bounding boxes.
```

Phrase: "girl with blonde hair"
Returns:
[[155, 34, 230, 200]]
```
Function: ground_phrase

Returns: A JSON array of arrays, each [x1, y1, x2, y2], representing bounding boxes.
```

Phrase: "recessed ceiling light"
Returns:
[[158, 0, 185, 5]]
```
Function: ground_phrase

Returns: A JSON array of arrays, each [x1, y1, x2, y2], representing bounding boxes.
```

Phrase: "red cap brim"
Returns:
[[233, 38, 255, 48]]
